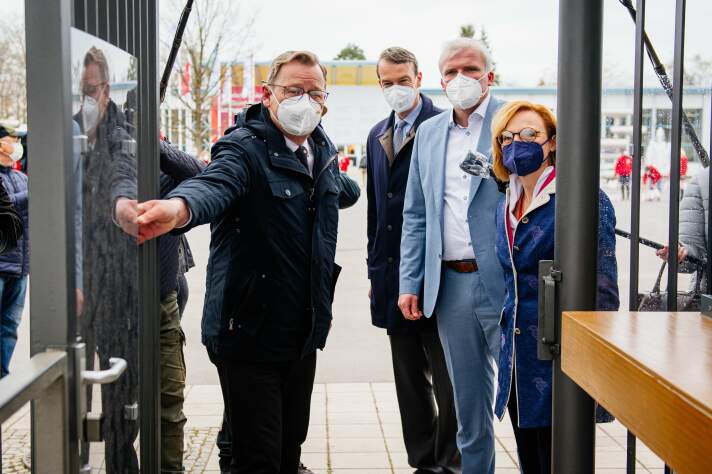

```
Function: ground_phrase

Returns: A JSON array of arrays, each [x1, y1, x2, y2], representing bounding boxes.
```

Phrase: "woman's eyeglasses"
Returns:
[[497, 127, 543, 146]]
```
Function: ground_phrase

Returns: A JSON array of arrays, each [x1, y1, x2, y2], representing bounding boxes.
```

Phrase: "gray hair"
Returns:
[[438, 38, 493, 74]]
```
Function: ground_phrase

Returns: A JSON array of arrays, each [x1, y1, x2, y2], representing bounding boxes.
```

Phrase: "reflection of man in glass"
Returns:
[[76, 46, 139, 473]]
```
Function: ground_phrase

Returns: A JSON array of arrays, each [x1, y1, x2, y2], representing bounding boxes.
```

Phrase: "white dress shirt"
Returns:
[[442, 94, 491, 261], [285, 136, 314, 176]]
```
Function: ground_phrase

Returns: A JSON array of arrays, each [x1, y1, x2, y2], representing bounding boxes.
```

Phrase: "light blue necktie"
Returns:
[[394, 120, 406, 153]]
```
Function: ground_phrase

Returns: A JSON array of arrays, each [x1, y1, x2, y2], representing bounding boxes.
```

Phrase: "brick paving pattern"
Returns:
[[2, 383, 669, 473]]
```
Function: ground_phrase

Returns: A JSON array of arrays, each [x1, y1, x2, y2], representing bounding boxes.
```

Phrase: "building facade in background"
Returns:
[[161, 60, 712, 175]]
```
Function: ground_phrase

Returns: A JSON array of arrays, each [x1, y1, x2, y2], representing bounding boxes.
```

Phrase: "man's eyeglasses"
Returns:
[[265, 83, 329, 104], [81, 82, 107, 98], [497, 127, 544, 146]]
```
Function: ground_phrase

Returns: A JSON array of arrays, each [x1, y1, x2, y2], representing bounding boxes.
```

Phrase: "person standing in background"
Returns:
[[0, 125, 27, 379]]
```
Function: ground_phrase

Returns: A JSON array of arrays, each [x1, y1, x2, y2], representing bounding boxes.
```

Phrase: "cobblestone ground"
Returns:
[[2, 383, 668, 473]]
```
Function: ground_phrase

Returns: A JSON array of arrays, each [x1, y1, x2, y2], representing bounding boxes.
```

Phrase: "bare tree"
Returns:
[[161, 0, 256, 153], [0, 15, 27, 122]]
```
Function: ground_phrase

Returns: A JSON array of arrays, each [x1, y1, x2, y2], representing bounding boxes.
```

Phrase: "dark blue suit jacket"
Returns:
[[366, 94, 441, 334]]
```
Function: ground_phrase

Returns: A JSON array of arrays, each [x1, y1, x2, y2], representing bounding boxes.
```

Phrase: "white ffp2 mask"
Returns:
[[445, 73, 486, 110], [82, 96, 100, 133], [383, 85, 418, 114], [274, 95, 323, 137], [9, 142, 23, 162]]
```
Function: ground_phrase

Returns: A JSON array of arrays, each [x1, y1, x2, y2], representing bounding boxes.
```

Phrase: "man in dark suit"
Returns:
[[366, 47, 460, 473]]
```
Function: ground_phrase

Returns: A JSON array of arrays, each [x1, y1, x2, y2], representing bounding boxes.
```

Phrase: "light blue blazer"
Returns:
[[399, 96, 506, 318]]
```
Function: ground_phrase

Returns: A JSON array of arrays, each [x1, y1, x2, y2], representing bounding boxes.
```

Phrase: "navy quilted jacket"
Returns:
[[0, 167, 28, 276], [494, 172, 619, 428]]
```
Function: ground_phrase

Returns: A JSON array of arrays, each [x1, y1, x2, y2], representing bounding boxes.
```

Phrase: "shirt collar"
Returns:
[[448, 92, 491, 129], [284, 136, 312, 155], [395, 95, 422, 129]]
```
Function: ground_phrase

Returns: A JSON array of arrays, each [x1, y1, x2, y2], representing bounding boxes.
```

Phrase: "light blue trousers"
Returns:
[[435, 268, 500, 474]]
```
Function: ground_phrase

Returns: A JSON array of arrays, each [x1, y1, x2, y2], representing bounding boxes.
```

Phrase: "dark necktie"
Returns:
[[296, 146, 310, 175]]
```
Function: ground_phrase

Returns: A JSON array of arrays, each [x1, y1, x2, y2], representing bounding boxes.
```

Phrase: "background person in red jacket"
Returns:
[[614, 153, 633, 200]]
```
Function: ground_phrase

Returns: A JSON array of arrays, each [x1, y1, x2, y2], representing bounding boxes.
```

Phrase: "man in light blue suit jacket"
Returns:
[[399, 38, 506, 474]]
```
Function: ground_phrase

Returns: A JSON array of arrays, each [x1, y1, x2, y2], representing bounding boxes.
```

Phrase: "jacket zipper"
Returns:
[[309, 154, 339, 202], [503, 187, 520, 422]]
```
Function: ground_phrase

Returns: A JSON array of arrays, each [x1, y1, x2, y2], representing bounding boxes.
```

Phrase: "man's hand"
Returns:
[[398, 294, 423, 320], [115, 198, 139, 237], [76, 288, 84, 317], [136, 198, 189, 245], [656, 244, 687, 263]]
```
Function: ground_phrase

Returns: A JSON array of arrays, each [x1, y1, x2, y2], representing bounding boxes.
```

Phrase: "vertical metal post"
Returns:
[[707, 82, 712, 294], [553, 0, 603, 472], [138, 0, 161, 470], [31, 363, 70, 473], [25, 0, 80, 467], [627, 0, 647, 471], [666, 0, 686, 309]]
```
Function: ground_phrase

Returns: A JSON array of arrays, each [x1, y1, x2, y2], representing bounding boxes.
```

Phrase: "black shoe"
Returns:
[[298, 462, 314, 474]]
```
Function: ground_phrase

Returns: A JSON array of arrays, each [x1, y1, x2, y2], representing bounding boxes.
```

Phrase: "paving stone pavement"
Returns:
[[2, 382, 669, 473]]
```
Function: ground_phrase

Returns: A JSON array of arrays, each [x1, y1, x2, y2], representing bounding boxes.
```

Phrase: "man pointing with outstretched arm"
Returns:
[[137, 50, 359, 474]]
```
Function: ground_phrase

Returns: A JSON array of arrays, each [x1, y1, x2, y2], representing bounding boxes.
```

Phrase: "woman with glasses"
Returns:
[[490, 101, 619, 473]]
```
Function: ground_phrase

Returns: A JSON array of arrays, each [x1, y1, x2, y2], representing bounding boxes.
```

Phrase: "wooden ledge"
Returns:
[[562, 311, 712, 474]]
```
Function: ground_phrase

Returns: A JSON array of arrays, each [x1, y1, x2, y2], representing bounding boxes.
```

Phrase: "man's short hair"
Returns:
[[438, 38, 493, 74], [377, 47, 418, 78], [266, 50, 327, 85], [83, 46, 110, 83]]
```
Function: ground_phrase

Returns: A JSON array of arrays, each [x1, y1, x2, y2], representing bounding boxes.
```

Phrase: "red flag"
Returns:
[[181, 63, 190, 96]]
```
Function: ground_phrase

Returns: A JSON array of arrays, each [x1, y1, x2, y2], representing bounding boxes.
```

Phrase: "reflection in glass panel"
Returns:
[[71, 27, 139, 472]]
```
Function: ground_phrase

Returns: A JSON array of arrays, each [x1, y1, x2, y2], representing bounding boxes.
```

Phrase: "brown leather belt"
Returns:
[[443, 259, 478, 273]]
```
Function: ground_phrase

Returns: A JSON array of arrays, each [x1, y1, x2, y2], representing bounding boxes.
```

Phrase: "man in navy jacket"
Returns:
[[136, 51, 360, 473], [366, 47, 460, 473]]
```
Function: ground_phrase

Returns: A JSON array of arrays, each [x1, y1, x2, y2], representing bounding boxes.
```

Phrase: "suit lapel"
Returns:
[[467, 96, 498, 208], [378, 127, 395, 167], [433, 117, 449, 218]]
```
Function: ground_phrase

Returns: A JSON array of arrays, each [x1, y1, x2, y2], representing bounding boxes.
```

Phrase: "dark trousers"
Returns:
[[210, 351, 317, 474], [160, 292, 187, 473], [507, 382, 551, 474], [390, 331, 461, 473]]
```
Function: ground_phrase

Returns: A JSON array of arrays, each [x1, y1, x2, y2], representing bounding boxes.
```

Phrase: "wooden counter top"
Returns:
[[562, 311, 712, 474]]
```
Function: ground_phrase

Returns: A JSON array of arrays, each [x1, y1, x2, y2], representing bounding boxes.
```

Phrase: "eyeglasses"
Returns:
[[81, 81, 107, 98], [265, 83, 329, 104], [497, 127, 544, 146]]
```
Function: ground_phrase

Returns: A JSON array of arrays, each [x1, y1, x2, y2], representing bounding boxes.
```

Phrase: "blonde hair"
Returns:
[[491, 100, 557, 182], [266, 50, 327, 85], [83, 46, 110, 83]]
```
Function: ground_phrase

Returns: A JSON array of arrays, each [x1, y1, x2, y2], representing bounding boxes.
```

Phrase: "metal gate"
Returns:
[[552, 0, 708, 473], [0, 0, 160, 471]]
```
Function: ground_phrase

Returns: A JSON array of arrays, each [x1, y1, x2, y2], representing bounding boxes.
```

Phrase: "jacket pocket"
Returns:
[[268, 180, 305, 200], [226, 272, 265, 336]]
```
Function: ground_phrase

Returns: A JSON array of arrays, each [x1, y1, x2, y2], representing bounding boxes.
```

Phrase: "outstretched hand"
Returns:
[[136, 198, 189, 245]]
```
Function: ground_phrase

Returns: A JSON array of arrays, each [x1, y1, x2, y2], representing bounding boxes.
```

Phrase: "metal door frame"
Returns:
[[0, 0, 160, 471]]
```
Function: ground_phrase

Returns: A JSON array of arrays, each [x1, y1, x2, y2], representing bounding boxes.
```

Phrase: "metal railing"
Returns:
[[0, 351, 70, 472]]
